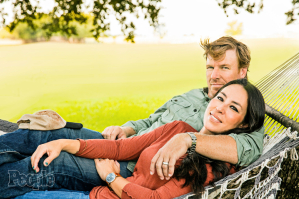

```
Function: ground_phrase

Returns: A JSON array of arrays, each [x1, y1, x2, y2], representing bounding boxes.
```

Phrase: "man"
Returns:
[[102, 36, 264, 180]]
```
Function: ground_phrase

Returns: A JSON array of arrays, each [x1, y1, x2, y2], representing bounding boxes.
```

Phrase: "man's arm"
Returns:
[[102, 89, 203, 140], [229, 126, 264, 166], [102, 101, 169, 140], [150, 133, 237, 180], [150, 127, 264, 180], [194, 134, 238, 163]]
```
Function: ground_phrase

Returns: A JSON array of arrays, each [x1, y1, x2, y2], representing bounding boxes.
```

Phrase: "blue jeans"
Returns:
[[0, 128, 133, 199], [14, 189, 90, 199]]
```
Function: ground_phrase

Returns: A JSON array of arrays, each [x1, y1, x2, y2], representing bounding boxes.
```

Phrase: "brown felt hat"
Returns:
[[17, 110, 82, 131]]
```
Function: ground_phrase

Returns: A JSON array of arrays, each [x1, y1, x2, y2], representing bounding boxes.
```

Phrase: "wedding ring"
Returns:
[[162, 162, 169, 165]]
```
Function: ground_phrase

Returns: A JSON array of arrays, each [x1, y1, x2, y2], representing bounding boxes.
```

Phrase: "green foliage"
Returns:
[[217, 0, 299, 24], [225, 21, 243, 36], [11, 23, 48, 42], [68, 15, 94, 39], [6, 14, 95, 42], [8, 15, 55, 42], [0, 0, 162, 43]]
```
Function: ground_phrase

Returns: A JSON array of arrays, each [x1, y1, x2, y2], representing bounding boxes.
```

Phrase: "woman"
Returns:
[[1, 79, 265, 199]]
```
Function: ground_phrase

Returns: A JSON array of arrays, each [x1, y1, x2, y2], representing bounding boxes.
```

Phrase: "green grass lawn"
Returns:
[[1, 38, 299, 132]]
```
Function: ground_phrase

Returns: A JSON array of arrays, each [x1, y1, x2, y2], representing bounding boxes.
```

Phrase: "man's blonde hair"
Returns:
[[201, 36, 251, 78]]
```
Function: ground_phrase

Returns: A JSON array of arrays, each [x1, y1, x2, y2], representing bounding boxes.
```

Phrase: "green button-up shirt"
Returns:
[[122, 88, 264, 172]]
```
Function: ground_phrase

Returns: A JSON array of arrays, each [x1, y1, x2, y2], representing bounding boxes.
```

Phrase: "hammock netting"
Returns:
[[0, 53, 299, 199]]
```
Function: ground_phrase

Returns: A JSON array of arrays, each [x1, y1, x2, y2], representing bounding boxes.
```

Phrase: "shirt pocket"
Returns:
[[161, 96, 192, 123], [185, 110, 203, 131]]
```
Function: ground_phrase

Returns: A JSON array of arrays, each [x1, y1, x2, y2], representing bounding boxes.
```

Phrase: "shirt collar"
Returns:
[[203, 87, 211, 102]]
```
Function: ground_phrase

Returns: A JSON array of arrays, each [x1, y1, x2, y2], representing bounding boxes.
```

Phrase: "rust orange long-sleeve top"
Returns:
[[75, 121, 226, 199]]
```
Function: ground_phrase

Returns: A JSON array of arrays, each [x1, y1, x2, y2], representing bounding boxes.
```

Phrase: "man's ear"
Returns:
[[239, 123, 248, 128], [239, 67, 247, 78]]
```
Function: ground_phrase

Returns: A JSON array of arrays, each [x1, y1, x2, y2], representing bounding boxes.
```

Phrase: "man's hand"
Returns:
[[150, 133, 192, 180], [102, 126, 136, 140], [94, 159, 120, 181], [102, 126, 127, 140], [31, 140, 63, 173]]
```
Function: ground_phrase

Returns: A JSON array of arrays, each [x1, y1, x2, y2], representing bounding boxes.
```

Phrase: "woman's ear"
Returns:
[[239, 123, 248, 128]]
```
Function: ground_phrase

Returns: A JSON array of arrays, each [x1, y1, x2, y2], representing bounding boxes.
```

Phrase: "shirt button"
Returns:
[[174, 99, 178, 102], [193, 109, 197, 112], [205, 98, 209, 102]]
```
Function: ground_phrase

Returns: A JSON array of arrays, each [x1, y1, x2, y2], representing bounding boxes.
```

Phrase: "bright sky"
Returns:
[[1, 0, 299, 40], [126, 0, 299, 39]]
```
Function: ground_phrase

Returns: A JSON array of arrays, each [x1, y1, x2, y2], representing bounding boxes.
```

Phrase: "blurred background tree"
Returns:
[[0, 0, 298, 43], [225, 20, 243, 36], [217, 0, 299, 25], [0, 14, 94, 42], [0, 0, 162, 43]]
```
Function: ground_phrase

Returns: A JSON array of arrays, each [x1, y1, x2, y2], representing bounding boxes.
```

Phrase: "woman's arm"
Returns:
[[30, 122, 166, 173], [94, 158, 130, 198], [31, 122, 166, 173], [31, 139, 80, 172], [75, 121, 185, 160], [94, 158, 191, 199]]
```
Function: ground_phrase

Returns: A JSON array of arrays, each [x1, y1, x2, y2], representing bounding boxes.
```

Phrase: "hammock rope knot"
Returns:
[[282, 149, 288, 159], [290, 148, 298, 160], [286, 128, 298, 140], [220, 180, 228, 195], [201, 189, 209, 199]]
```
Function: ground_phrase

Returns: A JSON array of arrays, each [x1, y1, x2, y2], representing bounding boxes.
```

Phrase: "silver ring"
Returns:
[[98, 158, 102, 161], [162, 162, 169, 165]]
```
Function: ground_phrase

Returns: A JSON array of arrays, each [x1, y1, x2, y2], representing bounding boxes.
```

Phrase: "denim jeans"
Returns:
[[14, 189, 90, 199], [0, 128, 133, 199]]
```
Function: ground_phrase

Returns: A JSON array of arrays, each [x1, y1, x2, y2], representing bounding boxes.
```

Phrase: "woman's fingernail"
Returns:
[[45, 162, 48, 166], [34, 170, 37, 173], [169, 174, 172, 177], [150, 171, 153, 175], [32, 166, 34, 169], [160, 177, 164, 180]]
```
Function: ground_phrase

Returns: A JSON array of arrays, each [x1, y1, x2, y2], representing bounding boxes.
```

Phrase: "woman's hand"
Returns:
[[150, 133, 191, 180], [31, 139, 80, 173], [94, 159, 120, 181], [31, 140, 63, 173], [95, 159, 130, 198]]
